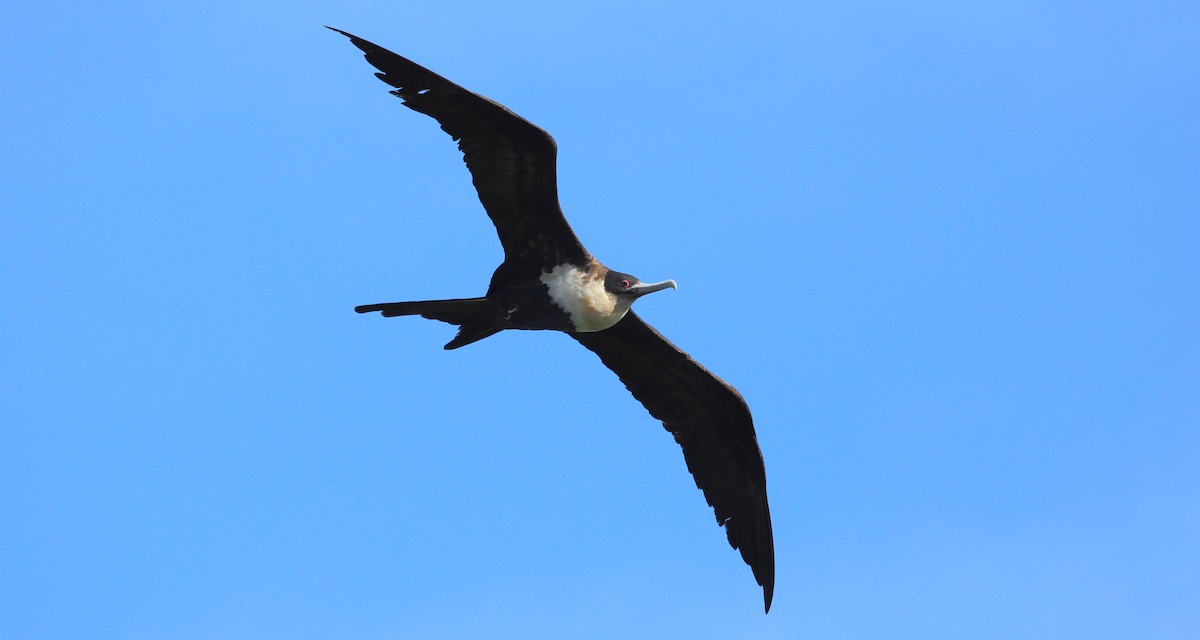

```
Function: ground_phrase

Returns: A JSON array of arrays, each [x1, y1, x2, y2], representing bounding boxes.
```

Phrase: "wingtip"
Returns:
[[761, 544, 775, 614], [326, 26, 358, 41]]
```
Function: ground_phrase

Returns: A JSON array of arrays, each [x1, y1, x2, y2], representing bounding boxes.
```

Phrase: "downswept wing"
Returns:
[[329, 28, 591, 272], [571, 312, 775, 612]]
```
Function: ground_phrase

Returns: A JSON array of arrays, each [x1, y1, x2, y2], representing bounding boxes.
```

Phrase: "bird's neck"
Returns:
[[540, 263, 630, 332]]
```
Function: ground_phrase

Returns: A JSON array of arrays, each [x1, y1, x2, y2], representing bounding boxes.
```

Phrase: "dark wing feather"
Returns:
[[571, 312, 775, 612], [329, 28, 591, 272]]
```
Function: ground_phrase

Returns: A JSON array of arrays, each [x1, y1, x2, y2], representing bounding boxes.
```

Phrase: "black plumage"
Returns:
[[333, 27, 774, 611]]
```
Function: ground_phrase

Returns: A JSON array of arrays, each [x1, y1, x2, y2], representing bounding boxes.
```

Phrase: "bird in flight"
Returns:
[[331, 27, 775, 612]]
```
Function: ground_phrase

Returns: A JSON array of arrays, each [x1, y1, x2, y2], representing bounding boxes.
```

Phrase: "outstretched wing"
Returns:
[[330, 28, 591, 272], [571, 312, 775, 612]]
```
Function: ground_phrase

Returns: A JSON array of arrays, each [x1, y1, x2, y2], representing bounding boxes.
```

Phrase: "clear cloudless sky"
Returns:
[[2, 1, 1197, 638]]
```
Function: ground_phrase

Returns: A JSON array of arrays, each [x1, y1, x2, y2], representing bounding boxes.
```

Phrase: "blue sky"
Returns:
[[2, 1, 1197, 637]]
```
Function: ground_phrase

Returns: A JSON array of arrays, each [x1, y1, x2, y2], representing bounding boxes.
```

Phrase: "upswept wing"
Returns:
[[571, 312, 775, 612], [330, 28, 591, 272]]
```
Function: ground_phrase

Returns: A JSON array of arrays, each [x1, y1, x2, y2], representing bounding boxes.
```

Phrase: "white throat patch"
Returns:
[[540, 264, 632, 332]]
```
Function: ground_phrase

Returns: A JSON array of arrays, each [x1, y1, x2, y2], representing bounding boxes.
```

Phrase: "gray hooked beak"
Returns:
[[628, 279, 678, 299]]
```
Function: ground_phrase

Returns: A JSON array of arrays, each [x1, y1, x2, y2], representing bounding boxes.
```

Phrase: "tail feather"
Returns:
[[355, 297, 503, 350], [355, 297, 487, 323]]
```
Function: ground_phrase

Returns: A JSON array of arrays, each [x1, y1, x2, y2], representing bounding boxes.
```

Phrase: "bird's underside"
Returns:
[[333, 27, 775, 612]]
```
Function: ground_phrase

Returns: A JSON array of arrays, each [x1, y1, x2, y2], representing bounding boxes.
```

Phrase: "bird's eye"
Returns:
[[619, 280, 631, 288]]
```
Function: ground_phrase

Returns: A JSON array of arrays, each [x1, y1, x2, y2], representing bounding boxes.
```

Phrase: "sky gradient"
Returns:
[[3, 1, 1198, 638]]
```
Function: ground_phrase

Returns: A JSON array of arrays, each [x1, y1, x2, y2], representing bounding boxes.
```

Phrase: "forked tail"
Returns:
[[355, 297, 503, 350]]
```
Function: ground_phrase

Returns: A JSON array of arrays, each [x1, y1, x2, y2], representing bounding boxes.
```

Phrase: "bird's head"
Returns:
[[605, 270, 678, 302]]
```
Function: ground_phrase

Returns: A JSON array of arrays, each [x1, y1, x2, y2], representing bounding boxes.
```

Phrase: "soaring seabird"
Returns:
[[331, 28, 775, 612]]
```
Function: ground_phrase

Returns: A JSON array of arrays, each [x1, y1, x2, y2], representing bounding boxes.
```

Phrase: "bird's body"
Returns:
[[357, 258, 674, 347], [332, 27, 775, 611]]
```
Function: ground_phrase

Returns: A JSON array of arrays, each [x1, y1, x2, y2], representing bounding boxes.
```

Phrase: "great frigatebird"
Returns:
[[331, 27, 775, 612]]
